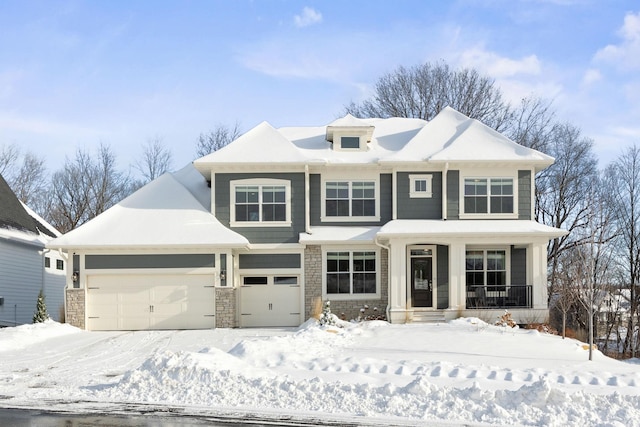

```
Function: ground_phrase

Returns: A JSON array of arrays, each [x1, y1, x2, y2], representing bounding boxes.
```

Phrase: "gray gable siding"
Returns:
[[446, 170, 460, 220], [215, 173, 305, 244], [437, 245, 449, 309], [310, 173, 392, 226], [239, 253, 301, 269], [518, 170, 532, 220], [397, 172, 442, 219]]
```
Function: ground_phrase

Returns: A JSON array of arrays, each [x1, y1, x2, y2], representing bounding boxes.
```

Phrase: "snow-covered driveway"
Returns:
[[1, 319, 639, 426]]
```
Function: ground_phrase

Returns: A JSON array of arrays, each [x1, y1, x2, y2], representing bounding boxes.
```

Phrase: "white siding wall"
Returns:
[[0, 239, 44, 326], [44, 250, 66, 322]]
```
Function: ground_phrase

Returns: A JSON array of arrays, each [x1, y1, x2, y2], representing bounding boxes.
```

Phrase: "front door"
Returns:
[[410, 246, 436, 308]]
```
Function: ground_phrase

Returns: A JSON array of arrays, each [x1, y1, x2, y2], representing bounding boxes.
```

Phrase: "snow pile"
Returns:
[[2, 319, 640, 425], [0, 319, 79, 351], [89, 320, 640, 426]]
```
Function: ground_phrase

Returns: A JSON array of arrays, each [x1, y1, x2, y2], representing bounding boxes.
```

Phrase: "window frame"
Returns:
[[321, 174, 380, 222], [230, 178, 292, 227], [409, 174, 433, 198], [465, 247, 510, 293], [322, 247, 381, 300], [459, 172, 518, 219], [56, 259, 64, 270]]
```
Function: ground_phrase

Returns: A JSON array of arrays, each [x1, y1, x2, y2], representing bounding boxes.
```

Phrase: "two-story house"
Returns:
[[48, 107, 567, 330]]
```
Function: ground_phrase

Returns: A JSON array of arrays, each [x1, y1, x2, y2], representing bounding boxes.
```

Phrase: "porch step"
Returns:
[[411, 311, 446, 324]]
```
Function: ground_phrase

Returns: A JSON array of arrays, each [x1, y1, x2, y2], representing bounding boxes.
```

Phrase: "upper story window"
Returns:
[[325, 115, 375, 152], [230, 179, 291, 227], [409, 174, 433, 198], [322, 178, 379, 222], [463, 177, 515, 217]]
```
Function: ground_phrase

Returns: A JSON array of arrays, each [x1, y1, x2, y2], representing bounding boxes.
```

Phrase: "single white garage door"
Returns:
[[240, 275, 301, 327], [86, 274, 215, 331]]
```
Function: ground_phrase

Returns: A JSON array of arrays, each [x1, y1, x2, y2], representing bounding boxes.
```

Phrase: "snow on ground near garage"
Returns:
[[1, 318, 640, 427]]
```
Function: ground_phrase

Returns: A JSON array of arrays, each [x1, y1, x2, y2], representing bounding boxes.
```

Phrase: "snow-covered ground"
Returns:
[[1, 318, 639, 426]]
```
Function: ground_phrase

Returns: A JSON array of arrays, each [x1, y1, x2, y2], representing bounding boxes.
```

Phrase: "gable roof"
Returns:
[[383, 107, 554, 170], [47, 165, 249, 250], [192, 107, 553, 172], [0, 173, 57, 240], [193, 121, 310, 178]]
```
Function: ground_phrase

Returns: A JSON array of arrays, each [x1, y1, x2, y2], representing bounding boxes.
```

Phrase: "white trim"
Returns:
[[321, 246, 381, 301], [229, 178, 292, 227], [409, 174, 433, 198], [320, 172, 380, 222], [459, 170, 518, 219], [464, 245, 512, 291], [407, 245, 437, 309]]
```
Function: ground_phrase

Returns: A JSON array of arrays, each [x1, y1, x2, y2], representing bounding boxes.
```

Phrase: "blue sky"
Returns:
[[1, 0, 639, 175]]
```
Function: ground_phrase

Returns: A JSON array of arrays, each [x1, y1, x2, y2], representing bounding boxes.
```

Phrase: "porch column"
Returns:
[[531, 241, 548, 309], [387, 242, 408, 323], [448, 242, 466, 309]]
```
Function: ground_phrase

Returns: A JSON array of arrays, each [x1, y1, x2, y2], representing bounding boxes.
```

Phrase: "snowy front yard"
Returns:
[[0, 318, 639, 426]]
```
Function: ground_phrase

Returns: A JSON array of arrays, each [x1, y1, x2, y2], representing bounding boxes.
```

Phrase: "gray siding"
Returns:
[[437, 245, 449, 309], [511, 247, 527, 285], [518, 170, 532, 220], [215, 173, 306, 244], [397, 172, 442, 219], [239, 253, 301, 269], [447, 170, 460, 220], [0, 240, 44, 326], [85, 254, 215, 269], [310, 173, 392, 226]]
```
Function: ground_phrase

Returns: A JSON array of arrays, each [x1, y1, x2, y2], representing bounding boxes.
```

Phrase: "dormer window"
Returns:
[[326, 114, 375, 152]]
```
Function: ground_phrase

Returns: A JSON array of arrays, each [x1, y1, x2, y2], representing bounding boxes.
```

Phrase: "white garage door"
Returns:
[[86, 274, 215, 331], [240, 275, 301, 327]]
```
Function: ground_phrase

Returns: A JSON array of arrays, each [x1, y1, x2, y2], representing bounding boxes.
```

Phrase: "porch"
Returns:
[[466, 285, 532, 309]]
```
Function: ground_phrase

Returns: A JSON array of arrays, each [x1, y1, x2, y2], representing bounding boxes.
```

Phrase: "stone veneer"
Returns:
[[215, 287, 237, 328], [65, 288, 85, 329], [304, 245, 388, 321]]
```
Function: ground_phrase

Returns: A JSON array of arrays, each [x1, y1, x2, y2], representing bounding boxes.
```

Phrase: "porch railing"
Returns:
[[465, 285, 532, 309]]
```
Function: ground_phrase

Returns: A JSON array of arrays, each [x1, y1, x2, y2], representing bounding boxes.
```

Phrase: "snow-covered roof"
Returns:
[[299, 226, 381, 244], [192, 107, 554, 173], [47, 165, 249, 250], [383, 107, 554, 170], [377, 219, 568, 239], [193, 121, 310, 178], [0, 172, 59, 247]]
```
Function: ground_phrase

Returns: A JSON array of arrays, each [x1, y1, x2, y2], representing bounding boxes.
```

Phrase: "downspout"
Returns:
[[210, 172, 216, 216], [57, 249, 70, 325], [442, 162, 449, 220], [392, 167, 397, 220]]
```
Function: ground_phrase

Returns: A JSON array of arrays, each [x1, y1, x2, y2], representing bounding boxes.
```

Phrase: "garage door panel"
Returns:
[[87, 274, 215, 331], [240, 280, 301, 327]]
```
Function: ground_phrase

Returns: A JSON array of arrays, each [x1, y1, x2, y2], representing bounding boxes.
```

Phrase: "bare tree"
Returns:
[[536, 123, 598, 299], [0, 144, 48, 213], [47, 144, 133, 233], [344, 61, 512, 131], [605, 144, 640, 357], [134, 137, 173, 183], [195, 122, 241, 158], [506, 97, 556, 153]]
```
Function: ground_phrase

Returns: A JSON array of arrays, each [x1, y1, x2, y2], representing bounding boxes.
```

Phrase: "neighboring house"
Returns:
[[0, 173, 66, 326], [47, 107, 567, 331]]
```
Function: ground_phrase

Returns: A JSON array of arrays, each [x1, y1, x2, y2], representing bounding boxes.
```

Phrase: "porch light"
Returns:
[[72, 271, 79, 283], [219, 271, 226, 282]]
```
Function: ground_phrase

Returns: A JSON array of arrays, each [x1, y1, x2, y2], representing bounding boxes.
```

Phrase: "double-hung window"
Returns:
[[324, 250, 379, 298], [323, 179, 378, 221], [231, 179, 291, 226], [463, 177, 514, 215], [465, 249, 507, 292]]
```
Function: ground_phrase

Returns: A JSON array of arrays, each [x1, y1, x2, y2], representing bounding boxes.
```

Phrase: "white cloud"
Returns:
[[594, 11, 640, 70], [294, 7, 322, 28], [457, 47, 541, 78], [582, 68, 602, 86]]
